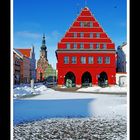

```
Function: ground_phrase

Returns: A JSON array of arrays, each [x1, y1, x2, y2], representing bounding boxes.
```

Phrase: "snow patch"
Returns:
[[13, 85, 48, 98], [77, 85, 127, 93]]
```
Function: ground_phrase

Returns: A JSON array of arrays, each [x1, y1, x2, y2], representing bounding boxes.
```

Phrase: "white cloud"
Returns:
[[16, 31, 42, 39], [51, 30, 61, 38]]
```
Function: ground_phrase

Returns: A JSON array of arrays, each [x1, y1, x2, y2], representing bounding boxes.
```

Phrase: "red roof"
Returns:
[[17, 49, 31, 58]]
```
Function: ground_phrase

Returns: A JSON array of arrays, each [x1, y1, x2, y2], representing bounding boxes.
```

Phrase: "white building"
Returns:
[[117, 42, 127, 73], [30, 45, 36, 81]]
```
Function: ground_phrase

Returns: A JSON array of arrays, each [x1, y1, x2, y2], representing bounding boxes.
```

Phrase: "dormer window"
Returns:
[[89, 43, 93, 49], [89, 33, 93, 38], [96, 33, 100, 38], [66, 43, 70, 49], [73, 43, 77, 49], [89, 22, 93, 27], [96, 44, 100, 49], [102, 44, 106, 49], [80, 22, 83, 27], [73, 32, 77, 38], [80, 43, 84, 49], [80, 32, 84, 38]]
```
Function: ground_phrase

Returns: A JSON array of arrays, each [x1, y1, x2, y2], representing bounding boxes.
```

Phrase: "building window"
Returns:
[[73, 32, 77, 38], [97, 57, 103, 64], [72, 56, 77, 64], [66, 43, 70, 49], [102, 44, 106, 49], [89, 43, 93, 49], [80, 22, 83, 27], [73, 43, 77, 49], [105, 57, 110, 64], [90, 22, 93, 27], [81, 57, 86, 64], [88, 56, 94, 64], [80, 32, 84, 38], [80, 43, 84, 49], [64, 56, 69, 64], [96, 33, 100, 38], [89, 33, 93, 38], [96, 44, 100, 49]]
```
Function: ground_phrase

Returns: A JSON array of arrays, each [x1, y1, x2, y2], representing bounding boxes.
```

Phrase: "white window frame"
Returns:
[[102, 43, 106, 49], [90, 22, 93, 27], [105, 57, 110, 64], [96, 33, 100, 38], [89, 33, 93, 38], [89, 43, 93, 49], [88, 56, 94, 64], [80, 22, 83, 27], [96, 44, 100, 49], [66, 43, 70, 49], [72, 56, 77, 64], [97, 57, 103, 64], [73, 43, 77, 49], [74, 32, 77, 38], [81, 56, 86, 64], [80, 43, 84, 49], [80, 32, 84, 38], [64, 56, 69, 64]]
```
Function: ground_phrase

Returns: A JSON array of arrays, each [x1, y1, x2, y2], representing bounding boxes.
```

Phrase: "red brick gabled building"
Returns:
[[36, 35, 49, 81], [56, 7, 116, 87]]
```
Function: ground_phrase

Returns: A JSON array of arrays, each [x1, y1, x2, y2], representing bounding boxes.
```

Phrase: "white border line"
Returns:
[[10, 0, 13, 139], [11, 0, 129, 140], [127, 0, 130, 140]]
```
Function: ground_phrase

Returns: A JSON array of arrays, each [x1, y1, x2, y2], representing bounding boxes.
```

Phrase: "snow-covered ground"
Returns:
[[13, 84, 127, 123], [13, 85, 48, 98], [77, 85, 127, 93], [13, 84, 127, 139]]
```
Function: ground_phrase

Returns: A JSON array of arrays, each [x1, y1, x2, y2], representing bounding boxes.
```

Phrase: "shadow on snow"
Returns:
[[14, 98, 95, 125]]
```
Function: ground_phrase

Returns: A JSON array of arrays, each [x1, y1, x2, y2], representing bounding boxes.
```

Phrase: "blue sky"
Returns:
[[14, 0, 127, 69]]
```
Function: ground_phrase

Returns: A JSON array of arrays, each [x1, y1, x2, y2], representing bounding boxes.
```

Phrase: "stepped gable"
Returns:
[[56, 6, 116, 86], [58, 7, 115, 50]]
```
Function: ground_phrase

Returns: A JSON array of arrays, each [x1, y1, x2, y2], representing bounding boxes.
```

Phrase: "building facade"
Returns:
[[56, 7, 116, 87], [13, 48, 23, 84], [29, 45, 36, 81], [116, 42, 127, 73], [17, 47, 36, 83], [36, 35, 49, 81]]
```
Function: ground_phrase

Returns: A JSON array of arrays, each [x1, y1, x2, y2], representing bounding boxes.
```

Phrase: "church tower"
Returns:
[[36, 34, 49, 81], [40, 34, 48, 60]]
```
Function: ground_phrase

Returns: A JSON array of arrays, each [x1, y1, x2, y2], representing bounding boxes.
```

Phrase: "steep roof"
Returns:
[[17, 49, 31, 58], [57, 6, 115, 50], [13, 48, 23, 58]]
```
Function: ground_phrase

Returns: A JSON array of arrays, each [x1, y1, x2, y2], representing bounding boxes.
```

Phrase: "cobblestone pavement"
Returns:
[[14, 117, 127, 140]]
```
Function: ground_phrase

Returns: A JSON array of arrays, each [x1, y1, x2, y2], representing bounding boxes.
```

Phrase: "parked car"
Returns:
[[43, 76, 57, 88]]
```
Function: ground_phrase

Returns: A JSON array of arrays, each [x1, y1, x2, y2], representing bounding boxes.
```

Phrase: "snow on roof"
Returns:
[[83, 6, 90, 10], [13, 48, 23, 59]]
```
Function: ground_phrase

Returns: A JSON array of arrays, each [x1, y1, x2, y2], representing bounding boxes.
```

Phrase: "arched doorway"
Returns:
[[98, 72, 108, 87], [65, 72, 76, 87], [81, 72, 92, 87]]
